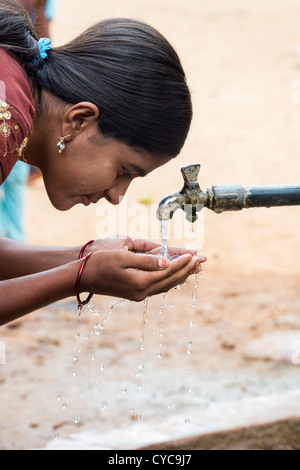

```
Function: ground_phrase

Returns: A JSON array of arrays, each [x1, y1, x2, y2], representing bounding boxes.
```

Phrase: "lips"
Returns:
[[82, 194, 103, 206], [83, 195, 91, 206]]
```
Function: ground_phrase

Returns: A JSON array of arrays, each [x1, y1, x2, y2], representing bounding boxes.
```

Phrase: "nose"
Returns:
[[105, 179, 131, 205]]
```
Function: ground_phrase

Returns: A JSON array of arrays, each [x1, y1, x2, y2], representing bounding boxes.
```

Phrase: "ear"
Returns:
[[60, 102, 99, 137]]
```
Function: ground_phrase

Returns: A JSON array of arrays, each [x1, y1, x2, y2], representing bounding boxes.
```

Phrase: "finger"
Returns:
[[167, 246, 198, 257], [124, 252, 196, 273], [190, 257, 204, 275], [131, 238, 161, 253], [106, 235, 134, 250], [144, 256, 203, 295], [147, 246, 200, 258], [123, 251, 170, 271]]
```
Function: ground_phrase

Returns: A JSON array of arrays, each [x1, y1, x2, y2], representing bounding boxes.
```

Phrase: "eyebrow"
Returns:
[[130, 164, 147, 177]]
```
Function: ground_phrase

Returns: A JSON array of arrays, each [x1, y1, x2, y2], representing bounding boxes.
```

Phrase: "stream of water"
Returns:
[[57, 219, 201, 434]]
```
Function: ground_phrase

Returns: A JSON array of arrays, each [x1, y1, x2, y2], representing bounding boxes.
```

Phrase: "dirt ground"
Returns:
[[1, 0, 300, 450]]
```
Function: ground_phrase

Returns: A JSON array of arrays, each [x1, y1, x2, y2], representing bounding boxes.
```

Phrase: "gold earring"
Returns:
[[57, 134, 71, 154]]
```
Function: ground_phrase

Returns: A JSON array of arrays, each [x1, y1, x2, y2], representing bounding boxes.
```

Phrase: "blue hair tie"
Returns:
[[38, 37, 51, 59], [33, 37, 51, 63]]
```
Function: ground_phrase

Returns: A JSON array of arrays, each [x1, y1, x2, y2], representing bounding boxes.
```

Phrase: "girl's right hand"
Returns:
[[79, 250, 206, 302]]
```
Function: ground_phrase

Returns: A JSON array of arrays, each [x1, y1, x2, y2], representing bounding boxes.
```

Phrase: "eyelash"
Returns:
[[122, 168, 133, 180]]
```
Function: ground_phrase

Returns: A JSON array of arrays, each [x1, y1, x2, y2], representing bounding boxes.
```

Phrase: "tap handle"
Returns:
[[181, 164, 200, 185]]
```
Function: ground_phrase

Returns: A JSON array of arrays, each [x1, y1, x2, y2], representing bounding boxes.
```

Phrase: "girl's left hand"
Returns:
[[85, 237, 205, 274]]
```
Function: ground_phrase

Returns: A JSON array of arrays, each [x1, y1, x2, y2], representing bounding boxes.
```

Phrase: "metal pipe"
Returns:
[[207, 184, 300, 213], [157, 164, 300, 222]]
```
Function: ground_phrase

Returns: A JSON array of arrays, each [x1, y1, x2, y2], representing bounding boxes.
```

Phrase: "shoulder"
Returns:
[[0, 49, 35, 183]]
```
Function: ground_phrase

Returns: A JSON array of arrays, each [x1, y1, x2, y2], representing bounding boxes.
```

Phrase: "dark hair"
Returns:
[[0, 0, 192, 157]]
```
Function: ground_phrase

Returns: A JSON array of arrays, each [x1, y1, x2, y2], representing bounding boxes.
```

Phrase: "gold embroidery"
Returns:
[[0, 99, 29, 160], [16, 137, 28, 158], [0, 121, 11, 137]]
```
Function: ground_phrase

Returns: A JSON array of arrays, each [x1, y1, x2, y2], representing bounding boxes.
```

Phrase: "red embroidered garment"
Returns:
[[0, 48, 35, 183]]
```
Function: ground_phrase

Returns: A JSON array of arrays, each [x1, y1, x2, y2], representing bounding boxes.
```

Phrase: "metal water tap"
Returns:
[[157, 163, 300, 222], [156, 164, 207, 223]]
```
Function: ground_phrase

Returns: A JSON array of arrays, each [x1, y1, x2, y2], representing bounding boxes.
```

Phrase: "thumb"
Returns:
[[125, 252, 169, 271]]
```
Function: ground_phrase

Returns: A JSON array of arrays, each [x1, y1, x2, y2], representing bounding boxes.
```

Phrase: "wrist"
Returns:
[[78, 240, 95, 259], [76, 253, 94, 311]]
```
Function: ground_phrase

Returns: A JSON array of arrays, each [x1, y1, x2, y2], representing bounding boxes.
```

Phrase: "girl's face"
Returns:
[[41, 127, 171, 211], [30, 98, 171, 211]]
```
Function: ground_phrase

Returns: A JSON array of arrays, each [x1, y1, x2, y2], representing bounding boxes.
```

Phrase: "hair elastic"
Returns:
[[33, 37, 51, 63]]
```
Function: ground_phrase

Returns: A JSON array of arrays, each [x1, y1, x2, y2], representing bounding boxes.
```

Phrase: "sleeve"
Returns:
[[0, 49, 35, 183]]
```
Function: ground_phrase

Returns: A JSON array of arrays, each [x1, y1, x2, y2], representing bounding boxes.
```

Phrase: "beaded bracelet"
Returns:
[[76, 240, 95, 311]]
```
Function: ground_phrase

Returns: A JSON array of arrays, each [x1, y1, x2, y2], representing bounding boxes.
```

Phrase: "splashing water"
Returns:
[[140, 297, 149, 358], [184, 271, 201, 424], [58, 217, 202, 432], [157, 292, 167, 360]]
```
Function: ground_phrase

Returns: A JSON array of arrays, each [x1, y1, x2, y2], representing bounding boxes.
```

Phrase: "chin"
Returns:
[[42, 176, 75, 211], [47, 193, 75, 211]]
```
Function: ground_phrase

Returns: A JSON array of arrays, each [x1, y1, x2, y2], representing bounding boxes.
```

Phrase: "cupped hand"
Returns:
[[80, 249, 206, 302], [87, 236, 204, 266]]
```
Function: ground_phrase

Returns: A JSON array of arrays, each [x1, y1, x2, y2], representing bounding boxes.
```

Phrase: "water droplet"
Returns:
[[76, 308, 82, 317], [99, 402, 108, 412], [135, 364, 144, 378], [72, 369, 78, 377], [56, 395, 61, 402], [157, 352, 162, 359], [121, 388, 127, 394], [74, 416, 80, 424], [88, 303, 99, 316]]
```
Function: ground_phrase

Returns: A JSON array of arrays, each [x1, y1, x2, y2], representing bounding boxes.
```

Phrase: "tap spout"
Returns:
[[157, 164, 208, 223]]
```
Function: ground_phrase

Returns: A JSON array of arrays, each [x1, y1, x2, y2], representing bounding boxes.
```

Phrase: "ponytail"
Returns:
[[0, 0, 39, 64], [0, 0, 192, 158]]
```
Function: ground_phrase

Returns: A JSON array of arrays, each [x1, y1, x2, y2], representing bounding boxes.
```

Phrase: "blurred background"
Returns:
[[27, 0, 300, 278], [2, 0, 300, 450]]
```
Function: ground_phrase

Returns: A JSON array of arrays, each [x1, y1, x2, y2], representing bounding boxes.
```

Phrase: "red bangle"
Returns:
[[79, 240, 95, 260], [76, 252, 94, 311]]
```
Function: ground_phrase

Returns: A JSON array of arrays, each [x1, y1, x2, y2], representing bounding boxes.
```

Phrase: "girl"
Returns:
[[0, 0, 206, 326]]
